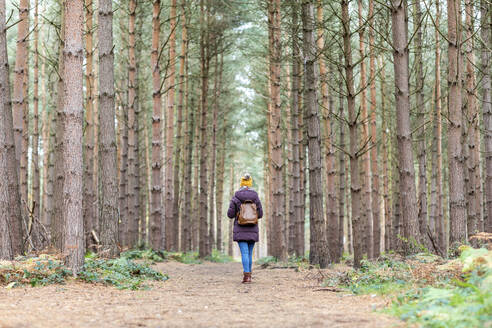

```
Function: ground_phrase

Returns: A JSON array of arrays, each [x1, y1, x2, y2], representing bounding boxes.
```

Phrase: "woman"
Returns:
[[227, 174, 263, 283]]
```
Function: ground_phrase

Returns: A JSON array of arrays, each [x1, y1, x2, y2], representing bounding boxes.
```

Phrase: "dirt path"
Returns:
[[0, 261, 402, 327]]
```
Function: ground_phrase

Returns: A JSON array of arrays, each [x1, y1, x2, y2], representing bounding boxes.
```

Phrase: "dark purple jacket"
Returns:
[[227, 187, 263, 242]]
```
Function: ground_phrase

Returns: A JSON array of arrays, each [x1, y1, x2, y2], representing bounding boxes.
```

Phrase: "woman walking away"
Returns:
[[227, 174, 263, 283]]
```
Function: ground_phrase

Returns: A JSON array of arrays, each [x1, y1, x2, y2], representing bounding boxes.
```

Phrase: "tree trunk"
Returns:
[[268, 0, 286, 261], [413, 0, 429, 250], [41, 53, 52, 242], [391, 0, 419, 253], [150, 0, 163, 250], [61, 0, 84, 273], [30, 0, 42, 249], [316, 0, 338, 263], [216, 104, 226, 252], [165, 0, 177, 251], [198, 0, 210, 258], [357, 0, 373, 259], [178, 0, 190, 251], [379, 57, 391, 251], [464, 0, 482, 237], [118, 89, 128, 248], [302, 0, 329, 268], [228, 161, 234, 256], [98, 0, 119, 257], [447, 0, 466, 246], [368, 0, 380, 257], [12, 0, 29, 251], [192, 88, 200, 251], [53, 3, 65, 251], [481, 0, 492, 233], [429, 0, 444, 253], [338, 61, 346, 258], [209, 53, 224, 252], [290, 1, 303, 257], [84, 0, 97, 251], [0, 0, 22, 259], [341, 0, 363, 268]]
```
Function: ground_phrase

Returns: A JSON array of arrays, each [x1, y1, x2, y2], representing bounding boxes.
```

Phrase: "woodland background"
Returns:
[[0, 0, 491, 274]]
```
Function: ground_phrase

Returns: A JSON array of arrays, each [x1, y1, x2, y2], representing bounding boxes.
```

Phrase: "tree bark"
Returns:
[[447, 0, 466, 246], [61, 0, 84, 273], [391, 0, 419, 253], [98, 0, 119, 257]]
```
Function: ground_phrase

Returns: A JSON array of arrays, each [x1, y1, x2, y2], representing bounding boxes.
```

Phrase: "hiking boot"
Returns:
[[242, 272, 252, 283]]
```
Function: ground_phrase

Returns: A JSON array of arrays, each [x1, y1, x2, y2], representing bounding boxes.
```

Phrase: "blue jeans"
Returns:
[[238, 241, 255, 273]]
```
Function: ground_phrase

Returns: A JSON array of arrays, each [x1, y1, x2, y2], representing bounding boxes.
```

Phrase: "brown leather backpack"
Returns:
[[238, 200, 258, 225]]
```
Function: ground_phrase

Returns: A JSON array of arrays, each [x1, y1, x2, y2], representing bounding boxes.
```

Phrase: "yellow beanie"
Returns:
[[240, 174, 253, 188]]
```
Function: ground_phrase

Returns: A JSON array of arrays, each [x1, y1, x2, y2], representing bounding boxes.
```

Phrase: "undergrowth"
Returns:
[[0, 252, 168, 290], [326, 247, 491, 327], [79, 252, 168, 290]]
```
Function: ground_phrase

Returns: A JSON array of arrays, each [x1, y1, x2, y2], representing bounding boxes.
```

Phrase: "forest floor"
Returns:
[[0, 260, 403, 328]]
